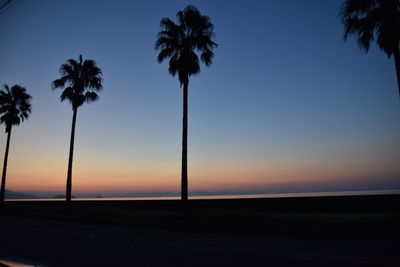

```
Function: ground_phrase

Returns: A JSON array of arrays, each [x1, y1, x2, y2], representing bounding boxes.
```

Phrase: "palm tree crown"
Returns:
[[341, 0, 399, 57], [52, 55, 103, 110], [0, 85, 32, 132], [155, 5, 217, 85]]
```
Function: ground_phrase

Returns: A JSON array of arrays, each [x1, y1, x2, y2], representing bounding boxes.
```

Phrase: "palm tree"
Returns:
[[0, 84, 32, 202], [155, 6, 217, 201], [341, 0, 400, 97], [52, 55, 103, 202]]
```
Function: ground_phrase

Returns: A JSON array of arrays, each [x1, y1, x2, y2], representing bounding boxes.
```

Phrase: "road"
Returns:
[[0, 215, 398, 266]]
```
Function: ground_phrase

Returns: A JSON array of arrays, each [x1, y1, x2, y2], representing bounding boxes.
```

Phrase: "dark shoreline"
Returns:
[[3, 193, 400, 211], [1, 194, 399, 237]]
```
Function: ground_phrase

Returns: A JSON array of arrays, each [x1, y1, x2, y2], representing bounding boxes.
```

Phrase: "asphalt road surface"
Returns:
[[0, 215, 398, 267]]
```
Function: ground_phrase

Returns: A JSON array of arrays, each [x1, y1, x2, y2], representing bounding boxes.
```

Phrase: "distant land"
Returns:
[[4, 190, 38, 199]]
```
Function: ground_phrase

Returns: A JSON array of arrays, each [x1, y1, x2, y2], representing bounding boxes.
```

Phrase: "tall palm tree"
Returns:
[[52, 55, 103, 202], [155, 6, 217, 201], [0, 84, 32, 202], [341, 0, 400, 97]]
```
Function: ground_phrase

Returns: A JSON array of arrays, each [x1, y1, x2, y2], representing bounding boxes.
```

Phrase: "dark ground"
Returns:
[[0, 194, 399, 266]]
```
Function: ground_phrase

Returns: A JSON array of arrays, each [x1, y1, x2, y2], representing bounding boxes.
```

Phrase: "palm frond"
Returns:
[[84, 91, 99, 103], [60, 86, 74, 102], [200, 47, 214, 66], [157, 48, 175, 63]]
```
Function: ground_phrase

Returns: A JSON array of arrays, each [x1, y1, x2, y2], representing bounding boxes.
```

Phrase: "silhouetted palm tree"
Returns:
[[52, 55, 103, 202], [341, 0, 400, 97], [155, 6, 217, 201], [0, 84, 32, 202]]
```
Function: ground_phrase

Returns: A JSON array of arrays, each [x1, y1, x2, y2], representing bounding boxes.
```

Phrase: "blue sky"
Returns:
[[0, 0, 399, 194]]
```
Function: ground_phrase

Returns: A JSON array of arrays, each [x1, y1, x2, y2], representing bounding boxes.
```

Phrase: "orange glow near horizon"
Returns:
[[6, 158, 400, 195]]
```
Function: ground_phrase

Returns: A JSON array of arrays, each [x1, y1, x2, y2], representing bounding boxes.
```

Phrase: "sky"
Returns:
[[0, 0, 399, 195]]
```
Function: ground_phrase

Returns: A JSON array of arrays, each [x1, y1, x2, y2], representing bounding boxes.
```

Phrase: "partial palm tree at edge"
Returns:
[[0, 84, 32, 202], [52, 55, 103, 202], [341, 0, 400, 98], [155, 6, 217, 201]]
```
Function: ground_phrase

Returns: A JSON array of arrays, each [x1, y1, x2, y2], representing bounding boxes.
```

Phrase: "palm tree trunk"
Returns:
[[394, 45, 400, 99], [181, 80, 189, 201], [0, 126, 12, 202], [66, 108, 77, 202]]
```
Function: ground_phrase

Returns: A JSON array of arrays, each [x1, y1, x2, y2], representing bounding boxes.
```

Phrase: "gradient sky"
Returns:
[[0, 0, 399, 195]]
